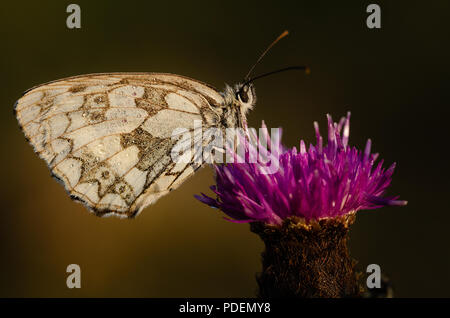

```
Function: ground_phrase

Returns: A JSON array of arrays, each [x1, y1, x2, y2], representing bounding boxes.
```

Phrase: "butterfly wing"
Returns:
[[15, 73, 225, 217]]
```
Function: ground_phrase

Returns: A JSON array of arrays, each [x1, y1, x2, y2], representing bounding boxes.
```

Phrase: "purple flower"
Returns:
[[195, 113, 407, 225]]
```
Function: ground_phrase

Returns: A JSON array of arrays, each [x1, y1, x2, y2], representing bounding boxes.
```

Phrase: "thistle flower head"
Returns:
[[196, 113, 407, 225]]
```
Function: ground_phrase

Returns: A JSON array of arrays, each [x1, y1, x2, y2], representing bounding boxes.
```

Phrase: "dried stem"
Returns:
[[250, 214, 362, 298]]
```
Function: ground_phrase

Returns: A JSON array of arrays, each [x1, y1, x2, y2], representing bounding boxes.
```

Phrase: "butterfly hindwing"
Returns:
[[15, 73, 225, 217]]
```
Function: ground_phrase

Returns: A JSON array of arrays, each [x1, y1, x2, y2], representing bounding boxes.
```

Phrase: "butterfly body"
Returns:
[[15, 73, 256, 217]]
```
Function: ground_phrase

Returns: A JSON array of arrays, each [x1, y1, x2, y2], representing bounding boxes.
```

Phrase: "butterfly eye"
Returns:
[[237, 87, 249, 103]]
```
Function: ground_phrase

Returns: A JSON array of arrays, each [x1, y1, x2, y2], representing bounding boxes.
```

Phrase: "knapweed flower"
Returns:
[[196, 113, 407, 298], [196, 112, 407, 225]]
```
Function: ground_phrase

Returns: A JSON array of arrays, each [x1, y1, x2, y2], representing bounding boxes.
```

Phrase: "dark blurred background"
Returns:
[[0, 0, 448, 297]]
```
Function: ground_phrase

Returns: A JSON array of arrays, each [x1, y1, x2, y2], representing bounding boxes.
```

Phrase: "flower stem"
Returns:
[[250, 214, 361, 298]]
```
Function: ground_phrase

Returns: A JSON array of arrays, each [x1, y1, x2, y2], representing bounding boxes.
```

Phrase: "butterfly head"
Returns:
[[222, 82, 257, 117]]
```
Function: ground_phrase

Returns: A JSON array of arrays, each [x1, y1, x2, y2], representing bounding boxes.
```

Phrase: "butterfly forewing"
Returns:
[[15, 73, 225, 217]]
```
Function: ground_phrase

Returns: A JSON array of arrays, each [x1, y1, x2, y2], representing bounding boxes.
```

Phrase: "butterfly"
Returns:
[[14, 31, 306, 218]]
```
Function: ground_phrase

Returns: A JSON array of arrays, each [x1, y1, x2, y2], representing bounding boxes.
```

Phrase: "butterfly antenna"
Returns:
[[242, 66, 310, 87], [244, 30, 290, 80]]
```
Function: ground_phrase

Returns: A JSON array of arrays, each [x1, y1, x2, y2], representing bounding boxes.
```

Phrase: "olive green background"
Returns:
[[0, 1, 448, 297]]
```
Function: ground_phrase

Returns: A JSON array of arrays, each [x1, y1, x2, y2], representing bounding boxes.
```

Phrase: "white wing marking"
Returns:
[[165, 92, 200, 113], [141, 109, 199, 138]]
